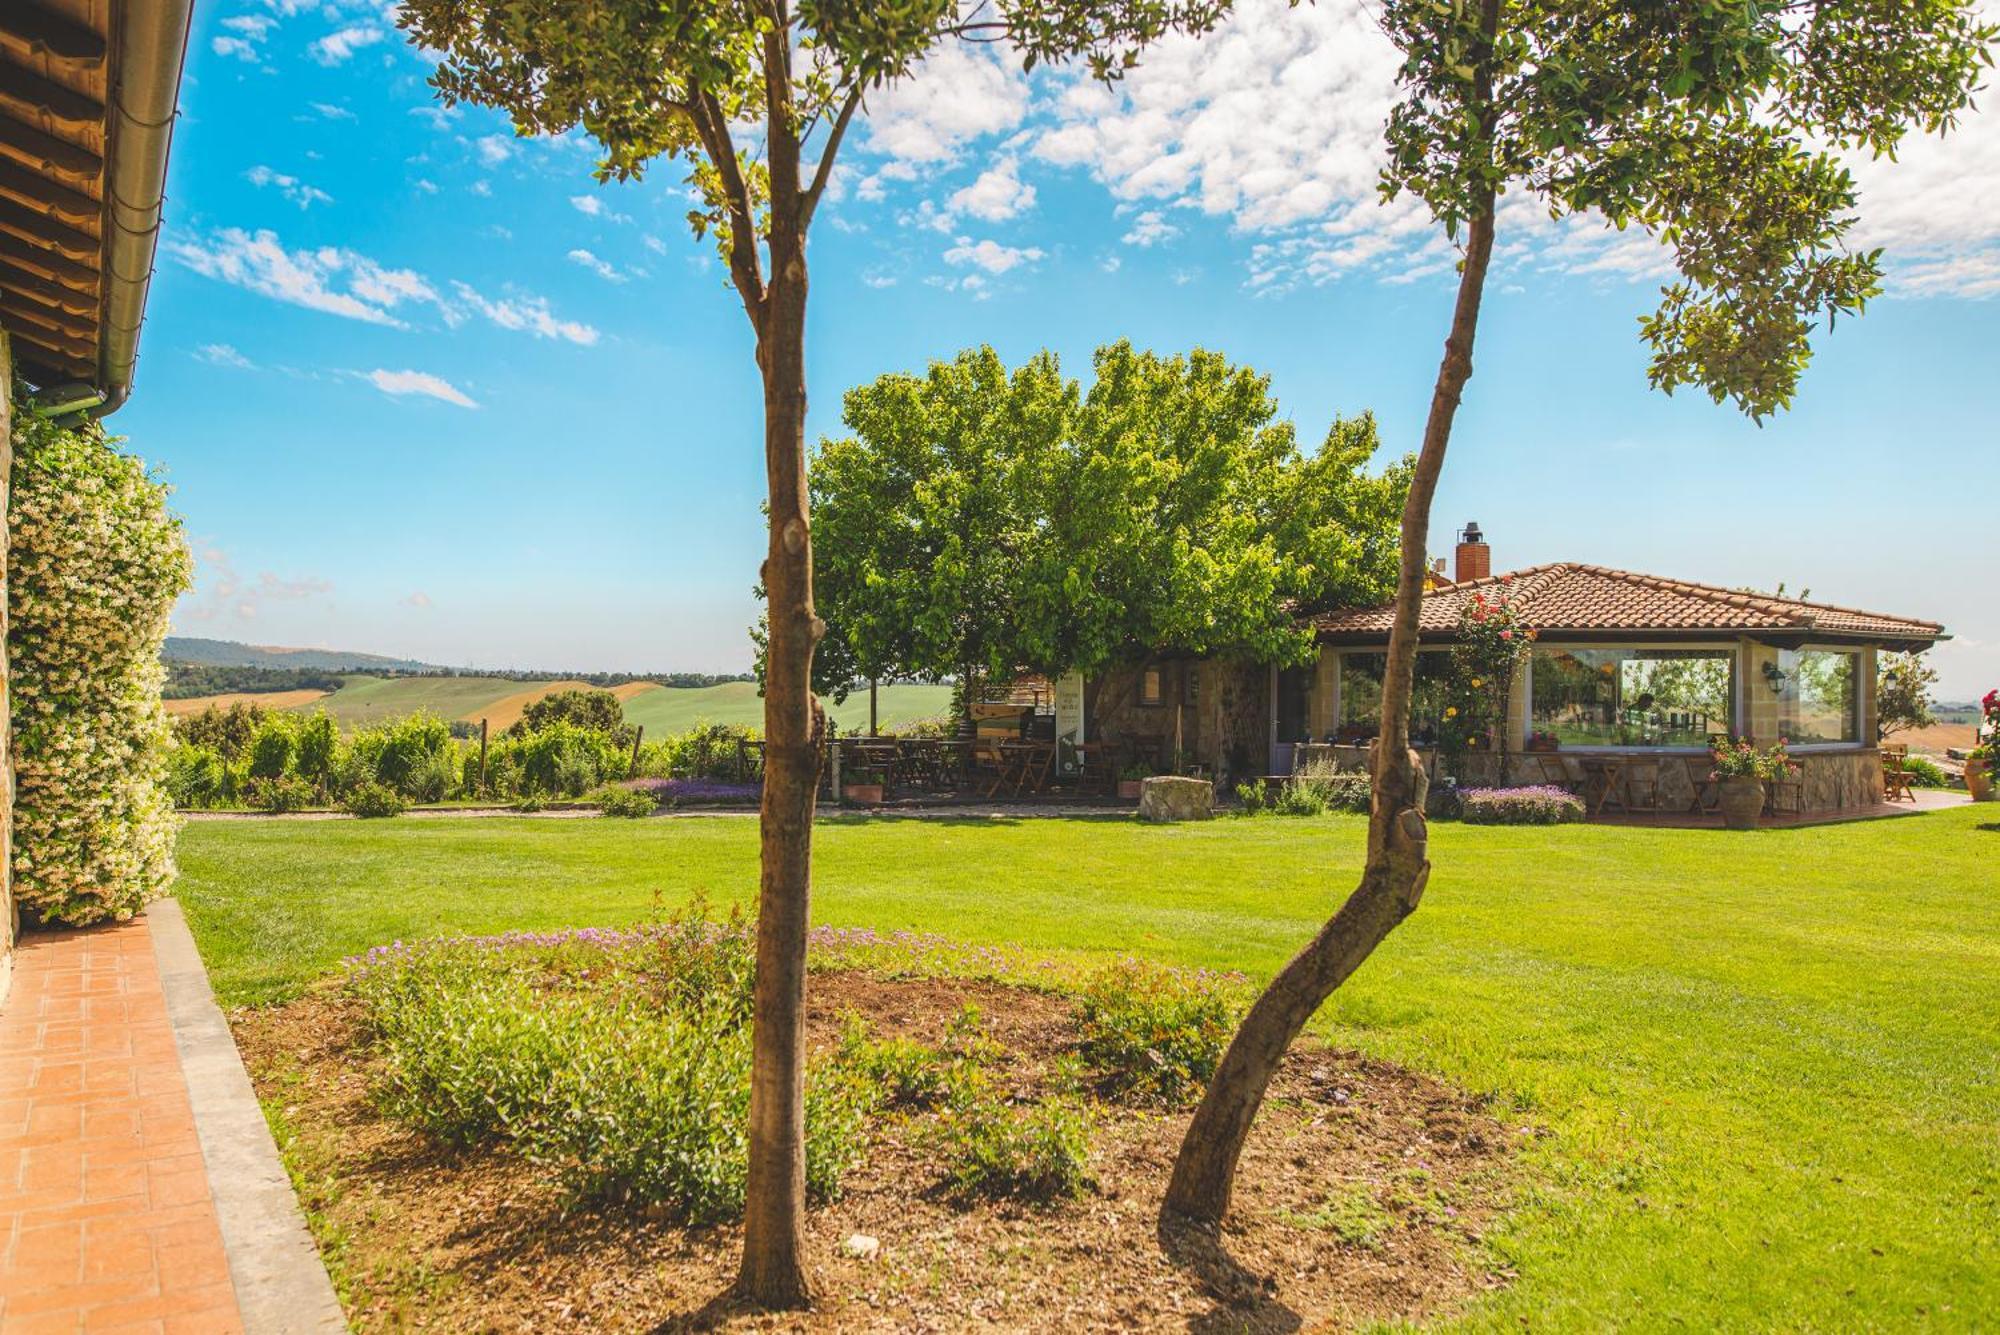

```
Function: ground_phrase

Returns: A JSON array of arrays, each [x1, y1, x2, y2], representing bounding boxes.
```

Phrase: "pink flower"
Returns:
[[1499, 630, 1513, 640]]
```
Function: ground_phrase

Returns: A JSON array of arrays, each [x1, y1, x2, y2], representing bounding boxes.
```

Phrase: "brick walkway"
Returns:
[[0, 919, 243, 1333]]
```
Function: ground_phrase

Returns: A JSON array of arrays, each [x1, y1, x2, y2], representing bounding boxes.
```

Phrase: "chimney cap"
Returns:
[[1458, 521, 1485, 545]]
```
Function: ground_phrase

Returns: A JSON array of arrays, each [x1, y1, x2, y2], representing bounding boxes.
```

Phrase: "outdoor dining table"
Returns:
[[1575, 756, 1631, 816], [996, 739, 1058, 797]]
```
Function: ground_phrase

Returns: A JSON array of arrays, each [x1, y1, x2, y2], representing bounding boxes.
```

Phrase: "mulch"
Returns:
[[233, 971, 1523, 1332]]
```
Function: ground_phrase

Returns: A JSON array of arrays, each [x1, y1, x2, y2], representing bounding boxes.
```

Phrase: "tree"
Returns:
[[1164, 0, 1995, 1229], [809, 341, 1408, 715], [511, 687, 636, 748], [396, 0, 1233, 1309], [1877, 652, 1939, 740]]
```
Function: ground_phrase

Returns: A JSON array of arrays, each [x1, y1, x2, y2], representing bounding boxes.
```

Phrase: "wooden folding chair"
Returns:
[[1880, 744, 1917, 803]]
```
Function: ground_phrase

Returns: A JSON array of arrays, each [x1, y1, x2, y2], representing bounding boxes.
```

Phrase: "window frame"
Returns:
[[1139, 666, 1164, 707], [1769, 644, 1865, 751], [1523, 641, 1743, 754]]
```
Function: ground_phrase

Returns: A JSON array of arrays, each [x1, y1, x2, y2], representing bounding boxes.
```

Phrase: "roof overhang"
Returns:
[[0, 0, 194, 415], [1316, 626, 1949, 653]]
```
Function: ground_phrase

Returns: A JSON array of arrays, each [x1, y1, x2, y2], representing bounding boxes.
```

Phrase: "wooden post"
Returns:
[[830, 736, 843, 802], [630, 724, 645, 773], [477, 718, 489, 793], [869, 678, 878, 737]]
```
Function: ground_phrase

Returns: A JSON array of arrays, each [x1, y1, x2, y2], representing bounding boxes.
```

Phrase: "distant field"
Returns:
[[620, 680, 953, 734], [164, 689, 329, 718], [1893, 722, 1977, 756], [167, 674, 953, 735]]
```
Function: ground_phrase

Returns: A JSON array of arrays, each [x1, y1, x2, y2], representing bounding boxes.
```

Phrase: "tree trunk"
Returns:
[[735, 220, 820, 1308], [1161, 49, 1500, 1222]]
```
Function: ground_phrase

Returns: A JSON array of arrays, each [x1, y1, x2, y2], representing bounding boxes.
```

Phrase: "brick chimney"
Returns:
[[1454, 522, 1490, 583]]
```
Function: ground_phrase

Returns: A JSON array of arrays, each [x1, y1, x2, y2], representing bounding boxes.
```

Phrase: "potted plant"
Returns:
[[1708, 737, 1798, 830], [1525, 729, 1561, 753], [1969, 690, 1999, 802], [1117, 763, 1152, 802]]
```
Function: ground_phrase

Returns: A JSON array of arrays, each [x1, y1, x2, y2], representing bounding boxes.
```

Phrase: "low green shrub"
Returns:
[[1459, 785, 1586, 824], [936, 1077, 1092, 1202], [1901, 755, 1949, 788], [341, 781, 407, 819], [1234, 779, 1272, 813], [1074, 957, 1234, 1106], [166, 744, 242, 809], [243, 774, 316, 813], [837, 1016, 947, 1109], [596, 786, 657, 818]]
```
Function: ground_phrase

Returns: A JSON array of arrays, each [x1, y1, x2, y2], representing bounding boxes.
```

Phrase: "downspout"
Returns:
[[90, 0, 196, 417]]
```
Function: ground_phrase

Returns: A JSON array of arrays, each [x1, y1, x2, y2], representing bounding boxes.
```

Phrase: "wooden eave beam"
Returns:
[[0, 291, 92, 343], [0, 6, 107, 66], [0, 257, 94, 312], [0, 156, 97, 224], [0, 195, 97, 260], [1, 274, 93, 323], [3, 309, 95, 362], [0, 109, 100, 179], [0, 233, 96, 288], [0, 58, 106, 128]]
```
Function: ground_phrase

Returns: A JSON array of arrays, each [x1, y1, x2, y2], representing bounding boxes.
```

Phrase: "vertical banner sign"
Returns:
[[1054, 671, 1085, 747]]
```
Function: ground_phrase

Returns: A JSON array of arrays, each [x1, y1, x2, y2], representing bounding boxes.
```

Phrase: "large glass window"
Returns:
[[1337, 651, 1452, 745], [1275, 665, 1313, 743], [1531, 647, 1734, 748], [1774, 648, 1859, 744]]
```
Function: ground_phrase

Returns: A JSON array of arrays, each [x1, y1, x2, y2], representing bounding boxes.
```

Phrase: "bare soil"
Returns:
[[235, 973, 1522, 1332]]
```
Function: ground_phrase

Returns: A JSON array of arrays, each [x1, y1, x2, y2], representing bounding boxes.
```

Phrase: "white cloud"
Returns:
[[449, 282, 600, 345], [643, 234, 670, 256], [246, 165, 334, 209], [309, 24, 384, 65], [310, 102, 357, 121], [221, 15, 275, 38], [568, 194, 632, 223], [179, 541, 332, 625], [168, 228, 437, 326], [862, 42, 1029, 169], [948, 158, 1037, 223], [212, 14, 272, 60], [1121, 210, 1180, 247], [367, 369, 479, 408], [943, 236, 1044, 275], [211, 35, 258, 60], [195, 343, 254, 368], [410, 104, 460, 132], [475, 134, 516, 166], [402, 591, 434, 609], [567, 248, 625, 282]]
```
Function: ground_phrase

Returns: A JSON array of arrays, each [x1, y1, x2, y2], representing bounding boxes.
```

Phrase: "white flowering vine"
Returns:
[[9, 397, 192, 924]]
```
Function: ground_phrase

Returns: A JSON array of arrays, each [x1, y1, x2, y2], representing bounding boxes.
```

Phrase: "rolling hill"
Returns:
[[163, 637, 438, 672], [620, 681, 953, 734]]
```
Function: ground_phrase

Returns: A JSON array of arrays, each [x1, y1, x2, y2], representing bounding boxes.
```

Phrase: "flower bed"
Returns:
[[1459, 784, 1587, 825], [622, 776, 762, 806]]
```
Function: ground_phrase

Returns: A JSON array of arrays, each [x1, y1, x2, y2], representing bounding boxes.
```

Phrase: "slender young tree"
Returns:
[[395, 0, 1231, 1309], [1164, 0, 1995, 1226]]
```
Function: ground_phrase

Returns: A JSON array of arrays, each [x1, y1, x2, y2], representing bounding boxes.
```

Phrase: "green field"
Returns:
[[293, 674, 527, 727], [619, 679, 952, 734], [175, 805, 1999, 1330]]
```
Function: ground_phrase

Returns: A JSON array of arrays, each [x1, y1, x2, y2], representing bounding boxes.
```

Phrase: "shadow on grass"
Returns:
[[1977, 822, 2000, 834], [816, 809, 1136, 829], [1157, 1214, 1303, 1334]]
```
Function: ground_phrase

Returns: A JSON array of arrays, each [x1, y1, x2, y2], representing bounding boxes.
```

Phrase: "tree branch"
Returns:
[[799, 87, 864, 231], [688, 90, 768, 324]]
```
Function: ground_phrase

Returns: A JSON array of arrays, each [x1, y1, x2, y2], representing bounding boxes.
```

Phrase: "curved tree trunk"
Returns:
[[1161, 114, 1500, 1226]]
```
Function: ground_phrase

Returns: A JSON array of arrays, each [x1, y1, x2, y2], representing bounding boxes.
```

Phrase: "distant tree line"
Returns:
[[163, 661, 756, 699]]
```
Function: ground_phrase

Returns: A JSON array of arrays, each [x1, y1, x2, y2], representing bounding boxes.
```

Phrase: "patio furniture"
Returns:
[[997, 739, 1058, 796], [1619, 757, 1665, 812], [1577, 756, 1630, 816], [969, 739, 1009, 797], [1678, 756, 1720, 815], [1880, 744, 1917, 804], [1073, 741, 1116, 796], [1763, 769, 1806, 817], [1526, 753, 1581, 793]]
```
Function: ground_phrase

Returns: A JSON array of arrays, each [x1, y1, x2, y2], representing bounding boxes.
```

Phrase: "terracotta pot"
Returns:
[[1968, 759, 1995, 802], [841, 783, 884, 805], [1117, 780, 1144, 801], [1717, 776, 1765, 829]]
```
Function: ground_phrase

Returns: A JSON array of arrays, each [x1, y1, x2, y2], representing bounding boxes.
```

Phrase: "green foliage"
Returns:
[[806, 343, 1409, 694], [246, 713, 298, 781], [835, 1017, 948, 1110], [1279, 1183, 1395, 1249], [1709, 736, 1799, 782], [1441, 582, 1536, 762], [174, 701, 267, 760], [9, 395, 192, 924], [1379, 0, 1996, 421], [1900, 755, 1949, 789], [1458, 785, 1587, 825], [163, 662, 345, 698], [501, 721, 628, 798], [512, 688, 635, 747], [347, 713, 459, 802], [166, 744, 243, 809], [596, 785, 657, 818], [340, 782, 407, 819], [294, 710, 340, 792], [935, 1077, 1093, 1202], [1074, 957, 1235, 1106], [347, 908, 872, 1220], [244, 775, 317, 814], [1245, 759, 1371, 817], [1877, 653, 1939, 741]]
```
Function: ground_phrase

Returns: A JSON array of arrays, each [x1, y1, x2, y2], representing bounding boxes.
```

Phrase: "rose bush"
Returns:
[[10, 400, 191, 924]]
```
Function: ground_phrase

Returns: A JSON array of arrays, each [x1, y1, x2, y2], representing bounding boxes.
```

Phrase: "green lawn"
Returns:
[[619, 679, 953, 734], [174, 807, 2000, 1330]]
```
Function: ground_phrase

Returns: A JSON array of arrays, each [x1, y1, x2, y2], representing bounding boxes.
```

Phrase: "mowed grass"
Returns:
[[173, 807, 2000, 1330], [619, 680, 953, 734]]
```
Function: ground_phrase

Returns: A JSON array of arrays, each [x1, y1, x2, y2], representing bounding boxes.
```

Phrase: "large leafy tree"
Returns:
[[395, 0, 1232, 1309], [808, 342, 1408, 710], [1163, 0, 1996, 1228]]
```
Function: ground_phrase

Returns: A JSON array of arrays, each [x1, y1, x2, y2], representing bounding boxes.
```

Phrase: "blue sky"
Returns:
[[123, 1, 1998, 699]]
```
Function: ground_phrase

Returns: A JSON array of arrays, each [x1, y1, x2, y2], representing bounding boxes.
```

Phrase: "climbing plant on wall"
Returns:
[[9, 394, 192, 924], [1440, 581, 1536, 764]]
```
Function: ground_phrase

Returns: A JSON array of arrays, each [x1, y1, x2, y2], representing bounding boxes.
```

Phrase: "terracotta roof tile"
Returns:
[[1311, 563, 1945, 641]]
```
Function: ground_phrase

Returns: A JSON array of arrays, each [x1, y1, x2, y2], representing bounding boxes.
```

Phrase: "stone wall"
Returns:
[[1089, 656, 1271, 789]]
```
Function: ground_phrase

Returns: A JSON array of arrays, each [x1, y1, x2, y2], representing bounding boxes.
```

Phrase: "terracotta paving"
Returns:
[[0, 919, 243, 1334]]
